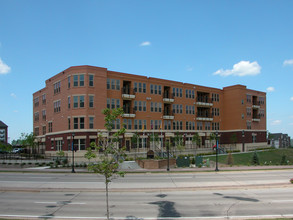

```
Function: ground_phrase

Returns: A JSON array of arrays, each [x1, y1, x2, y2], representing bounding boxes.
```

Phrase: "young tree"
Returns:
[[20, 132, 37, 155], [84, 108, 126, 220], [230, 133, 237, 151], [192, 132, 201, 155]]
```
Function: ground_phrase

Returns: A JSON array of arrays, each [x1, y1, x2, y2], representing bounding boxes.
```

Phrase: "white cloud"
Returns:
[[140, 41, 151, 46], [271, 120, 282, 125], [290, 97, 293, 101], [266, 87, 275, 92], [10, 93, 17, 98], [283, 59, 293, 66], [213, 61, 261, 77], [0, 58, 11, 74]]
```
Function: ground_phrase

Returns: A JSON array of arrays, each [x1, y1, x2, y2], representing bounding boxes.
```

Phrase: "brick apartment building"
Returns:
[[33, 65, 267, 156], [0, 120, 8, 144]]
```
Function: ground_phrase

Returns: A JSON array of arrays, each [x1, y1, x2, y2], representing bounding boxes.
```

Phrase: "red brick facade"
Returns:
[[33, 65, 267, 154]]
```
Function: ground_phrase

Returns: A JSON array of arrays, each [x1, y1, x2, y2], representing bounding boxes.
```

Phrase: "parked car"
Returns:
[[12, 148, 24, 154]]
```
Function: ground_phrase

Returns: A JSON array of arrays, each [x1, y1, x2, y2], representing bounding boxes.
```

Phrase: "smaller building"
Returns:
[[0, 121, 8, 144], [269, 133, 291, 148]]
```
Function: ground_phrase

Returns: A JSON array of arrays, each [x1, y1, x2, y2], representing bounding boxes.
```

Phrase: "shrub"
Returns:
[[290, 178, 293, 184], [251, 151, 260, 165], [191, 157, 195, 165], [281, 155, 288, 165]]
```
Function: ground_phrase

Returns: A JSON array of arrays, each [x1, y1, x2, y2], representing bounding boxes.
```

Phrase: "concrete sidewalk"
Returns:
[[1, 164, 293, 173]]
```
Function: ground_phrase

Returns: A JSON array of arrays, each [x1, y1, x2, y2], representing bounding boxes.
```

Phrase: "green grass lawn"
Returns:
[[205, 148, 293, 166]]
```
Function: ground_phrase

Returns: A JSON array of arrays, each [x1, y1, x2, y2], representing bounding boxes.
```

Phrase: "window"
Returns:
[[42, 110, 46, 120], [74, 118, 78, 129], [73, 96, 78, 108], [134, 82, 137, 93], [116, 99, 120, 108], [173, 87, 182, 97], [212, 93, 219, 102], [42, 126, 46, 135], [54, 81, 61, 94], [205, 122, 211, 130], [73, 75, 78, 87], [68, 96, 70, 109], [34, 97, 39, 107], [111, 99, 115, 109], [111, 79, 115, 90], [34, 127, 39, 136], [89, 117, 94, 129], [48, 122, 53, 132], [186, 89, 195, 99], [150, 84, 161, 95], [107, 98, 110, 109], [252, 135, 256, 143], [68, 76, 70, 88], [79, 96, 84, 108], [80, 117, 84, 129], [107, 79, 120, 90], [212, 122, 220, 130], [89, 75, 94, 87], [89, 95, 94, 108], [247, 107, 251, 116], [107, 78, 110, 89], [143, 83, 146, 93], [34, 112, 39, 122], [123, 119, 132, 129], [54, 100, 61, 113], [80, 139, 86, 150], [197, 122, 203, 130], [247, 121, 251, 130], [259, 96, 265, 105], [246, 94, 252, 103], [68, 118, 71, 130], [134, 119, 138, 130], [79, 75, 84, 86], [116, 80, 120, 90], [42, 94, 46, 105]]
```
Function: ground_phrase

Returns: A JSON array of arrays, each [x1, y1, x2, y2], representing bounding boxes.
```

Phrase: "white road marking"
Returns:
[[34, 201, 86, 205]]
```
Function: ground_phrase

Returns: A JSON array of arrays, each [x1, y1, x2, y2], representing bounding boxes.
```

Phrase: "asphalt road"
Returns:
[[0, 170, 293, 219], [0, 169, 292, 191], [1, 188, 293, 219]]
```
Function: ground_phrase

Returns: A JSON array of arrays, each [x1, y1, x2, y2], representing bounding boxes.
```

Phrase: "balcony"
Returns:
[[163, 110, 174, 120], [196, 97, 213, 107], [196, 113, 213, 121], [163, 93, 174, 103], [122, 87, 136, 100], [252, 100, 260, 109], [122, 107, 136, 118], [252, 115, 260, 122]]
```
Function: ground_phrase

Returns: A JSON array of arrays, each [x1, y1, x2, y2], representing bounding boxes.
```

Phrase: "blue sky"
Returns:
[[0, 0, 293, 142]]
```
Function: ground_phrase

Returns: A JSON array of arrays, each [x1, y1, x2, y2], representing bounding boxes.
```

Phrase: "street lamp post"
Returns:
[[242, 130, 245, 152], [166, 141, 170, 171], [71, 133, 75, 173], [215, 131, 219, 172]]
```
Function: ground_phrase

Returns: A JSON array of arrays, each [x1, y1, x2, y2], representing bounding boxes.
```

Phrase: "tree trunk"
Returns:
[[106, 178, 109, 220]]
